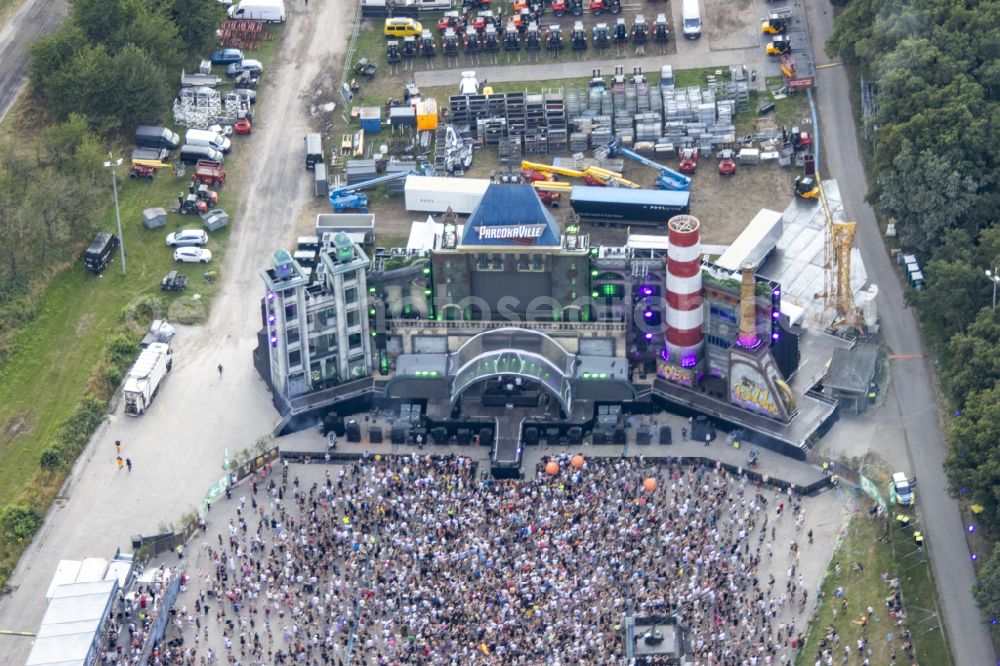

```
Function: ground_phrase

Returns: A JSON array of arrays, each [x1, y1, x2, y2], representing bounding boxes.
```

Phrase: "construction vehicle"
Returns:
[[571, 21, 587, 49], [174, 192, 208, 215], [193, 160, 226, 187], [521, 160, 640, 188], [787, 126, 813, 151], [589, 0, 620, 15], [765, 35, 791, 55], [678, 147, 698, 174], [328, 170, 418, 212], [387, 40, 401, 64], [793, 175, 819, 200], [463, 27, 481, 54], [654, 14, 668, 47], [484, 24, 500, 52], [718, 149, 736, 175], [130, 159, 168, 181], [528, 180, 568, 206], [599, 140, 693, 191], [444, 28, 461, 56], [420, 30, 436, 57], [613, 18, 628, 46], [234, 118, 252, 135], [761, 7, 790, 33], [438, 10, 464, 32], [472, 10, 501, 31], [123, 342, 173, 416], [525, 22, 541, 50], [632, 14, 647, 50], [193, 183, 220, 205], [160, 271, 188, 292], [504, 23, 520, 50], [592, 22, 610, 49], [402, 35, 418, 59], [546, 24, 563, 52]]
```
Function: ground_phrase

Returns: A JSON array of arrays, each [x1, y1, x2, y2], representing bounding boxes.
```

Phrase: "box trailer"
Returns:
[[404, 175, 490, 215], [123, 342, 172, 416], [569, 186, 690, 225]]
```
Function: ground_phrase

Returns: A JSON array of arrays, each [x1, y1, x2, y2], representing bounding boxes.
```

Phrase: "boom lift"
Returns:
[[328, 170, 415, 212], [597, 140, 692, 191], [520, 160, 640, 188]]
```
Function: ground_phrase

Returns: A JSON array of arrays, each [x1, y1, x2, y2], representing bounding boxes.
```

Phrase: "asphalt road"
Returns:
[[0, 0, 68, 122], [806, 2, 997, 663], [0, 0, 351, 661]]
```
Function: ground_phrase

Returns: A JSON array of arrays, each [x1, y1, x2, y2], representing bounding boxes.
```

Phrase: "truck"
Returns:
[[135, 125, 180, 150], [569, 185, 690, 225], [228, 0, 286, 22], [404, 175, 490, 214], [123, 342, 173, 416]]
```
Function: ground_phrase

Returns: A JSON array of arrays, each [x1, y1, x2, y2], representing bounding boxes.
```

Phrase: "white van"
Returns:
[[228, 0, 286, 22], [681, 0, 701, 39], [185, 129, 231, 153]]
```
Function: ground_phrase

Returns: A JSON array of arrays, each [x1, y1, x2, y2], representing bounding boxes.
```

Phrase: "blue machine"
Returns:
[[328, 170, 415, 212], [602, 139, 692, 191]]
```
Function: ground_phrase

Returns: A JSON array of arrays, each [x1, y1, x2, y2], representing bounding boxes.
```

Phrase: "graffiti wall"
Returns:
[[657, 359, 695, 387], [729, 359, 783, 419]]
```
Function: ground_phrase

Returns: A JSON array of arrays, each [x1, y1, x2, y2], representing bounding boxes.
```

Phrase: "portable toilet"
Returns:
[[314, 162, 328, 197], [142, 207, 168, 229], [359, 107, 382, 134], [416, 98, 438, 131]]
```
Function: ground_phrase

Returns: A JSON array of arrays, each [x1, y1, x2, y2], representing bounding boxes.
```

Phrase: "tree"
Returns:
[[974, 548, 1000, 622], [112, 6, 183, 72], [104, 45, 170, 127], [944, 310, 1000, 406], [945, 381, 1000, 536], [162, 0, 226, 52], [913, 259, 989, 347], [28, 23, 88, 90], [70, 0, 139, 45]]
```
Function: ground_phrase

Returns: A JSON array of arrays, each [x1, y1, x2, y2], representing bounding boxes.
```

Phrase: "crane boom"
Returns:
[[328, 170, 413, 200], [520, 160, 588, 179], [598, 140, 692, 191]]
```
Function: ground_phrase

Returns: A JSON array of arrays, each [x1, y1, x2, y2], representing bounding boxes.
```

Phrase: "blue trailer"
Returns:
[[569, 185, 690, 224]]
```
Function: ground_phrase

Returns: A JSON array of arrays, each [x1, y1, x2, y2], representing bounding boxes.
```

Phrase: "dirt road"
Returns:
[[0, 0, 352, 661], [0, 0, 68, 123]]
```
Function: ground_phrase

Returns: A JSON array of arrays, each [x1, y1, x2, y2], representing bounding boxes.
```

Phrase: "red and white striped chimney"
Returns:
[[665, 215, 703, 366]]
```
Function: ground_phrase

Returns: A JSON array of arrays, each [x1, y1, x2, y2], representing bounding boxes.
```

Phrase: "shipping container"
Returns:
[[569, 186, 690, 225], [404, 175, 490, 214]]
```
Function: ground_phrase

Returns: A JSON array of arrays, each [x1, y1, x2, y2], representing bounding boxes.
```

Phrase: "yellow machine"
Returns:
[[520, 160, 641, 189], [761, 17, 786, 34], [384, 17, 422, 37], [530, 181, 573, 192], [766, 35, 791, 55], [794, 175, 819, 200]]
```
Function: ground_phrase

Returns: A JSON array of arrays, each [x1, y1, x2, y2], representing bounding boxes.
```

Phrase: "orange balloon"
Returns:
[[571, 455, 585, 469], [643, 477, 657, 492], [545, 461, 560, 475]]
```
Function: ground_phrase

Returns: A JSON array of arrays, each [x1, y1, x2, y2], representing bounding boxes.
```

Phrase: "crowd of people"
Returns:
[[151, 453, 823, 665]]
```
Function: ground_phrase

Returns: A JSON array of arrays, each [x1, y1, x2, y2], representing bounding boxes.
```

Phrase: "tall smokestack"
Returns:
[[665, 215, 703, 366], [738, 261, 760, 348]]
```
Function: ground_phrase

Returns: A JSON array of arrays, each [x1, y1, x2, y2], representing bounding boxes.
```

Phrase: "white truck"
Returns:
[[228, 0, 286, 22], [123, 342, 173, 416]]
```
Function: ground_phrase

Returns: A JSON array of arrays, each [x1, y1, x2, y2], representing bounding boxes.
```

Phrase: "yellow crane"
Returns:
[[815, 172, 863, 331], [520, 161, 641, 189]]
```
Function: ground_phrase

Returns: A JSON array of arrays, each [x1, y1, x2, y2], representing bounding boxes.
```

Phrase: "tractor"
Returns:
[[765, 35, 791, 55], [175, 193, 208, 215], [193, 183, 220, 205], [439, 10, 464, 32], [794, 175, 819, 200], [472, 10, 501, 31], [717, 149, 736, 175], [589, 0, 620, 15], [679, 147, 698, 174]]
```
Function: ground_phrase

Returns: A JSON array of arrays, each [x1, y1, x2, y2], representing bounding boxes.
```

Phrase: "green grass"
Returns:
[[0, 33, 279, 505], [797, 487, 952, 665]]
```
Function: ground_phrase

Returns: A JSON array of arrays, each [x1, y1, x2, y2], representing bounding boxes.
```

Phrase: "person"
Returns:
[[126, 458, 133, 472], [218, 363, 224, 378], [115, 440, 122, 457], [117, 456, 124, 470]]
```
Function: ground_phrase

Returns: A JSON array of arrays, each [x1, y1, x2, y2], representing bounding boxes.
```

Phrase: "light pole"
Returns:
[[985, 268, 1000, 312], [102, 154, 126, 275]]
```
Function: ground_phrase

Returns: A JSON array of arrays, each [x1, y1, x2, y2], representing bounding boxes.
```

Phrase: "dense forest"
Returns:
[[828, 0, 1000, 623]]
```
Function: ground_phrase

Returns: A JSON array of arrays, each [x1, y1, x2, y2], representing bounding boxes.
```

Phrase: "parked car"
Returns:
[[226, 58, 263, 76], [174, 247, 213, 263], [210, 48, 244, 65], [135, 125, 180, 150], [166, 229, 208, 247], [180, 145, 225, 165]]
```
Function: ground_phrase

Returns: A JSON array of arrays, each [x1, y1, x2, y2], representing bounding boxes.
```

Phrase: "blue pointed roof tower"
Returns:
[[459, 184, 562, 248]]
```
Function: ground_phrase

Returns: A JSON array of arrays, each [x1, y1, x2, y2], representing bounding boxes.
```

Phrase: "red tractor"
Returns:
[[679, 148, 698, 174], [589, 0, 620, 15]]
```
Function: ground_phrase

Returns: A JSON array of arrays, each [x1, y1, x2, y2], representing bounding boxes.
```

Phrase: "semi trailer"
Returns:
[[123, 342, 173, 416]]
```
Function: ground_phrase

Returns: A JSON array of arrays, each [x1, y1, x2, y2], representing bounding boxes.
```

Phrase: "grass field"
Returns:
[[797, 469, 952, 666], [0, 30, 284, 582]]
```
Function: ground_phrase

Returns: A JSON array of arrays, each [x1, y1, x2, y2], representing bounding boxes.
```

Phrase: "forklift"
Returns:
[[679, 147, 698, 174], [420, 30, 437, 58], [613, 18, 628, 48], [794, 175, 819, 200], [765, 35, 791, 55], [632, 14, 647, 54], [718, 149, 736, 175], [443, 28, 460, 56], [504, 22, 520, 51], [483, 24, 500, 52], [386, 40, 401, 65], [571, 21, 587, 50], [464, 26, 481, 56], [546, 24, 564, 53], [761, 16, 787, 34], [402, 35, 417, 60], [654, 13, 669, 49], [593, 22, 610, 50]]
